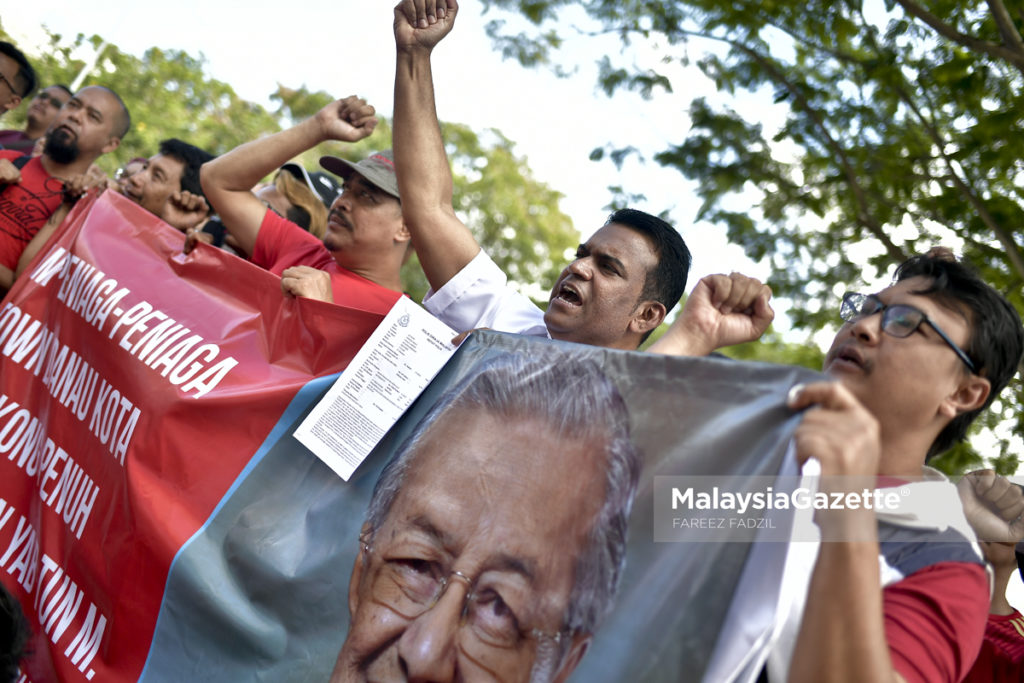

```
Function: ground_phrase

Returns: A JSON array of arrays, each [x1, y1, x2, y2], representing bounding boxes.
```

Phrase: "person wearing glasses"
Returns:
[[700, 248, 1023, 683], [330, 349, 640, 682], [0, 85, 129, 295], [0, 42, 36, 120], [0, 85, 71, 153]]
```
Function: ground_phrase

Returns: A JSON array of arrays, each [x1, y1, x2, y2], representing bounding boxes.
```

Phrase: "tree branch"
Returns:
[[885, 78, 1024, 282], [584, 17, 910, 263], [986, 0, 1024, 58], [722, 41, 907, 262], [893, 0, 1024, 78]]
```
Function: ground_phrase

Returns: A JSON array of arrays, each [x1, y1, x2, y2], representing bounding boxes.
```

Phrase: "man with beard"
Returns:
[[0, 85, 72, 152], [13, 138, 216, 279], [199, 96, 409, 309], [0, 85, 129, 293]]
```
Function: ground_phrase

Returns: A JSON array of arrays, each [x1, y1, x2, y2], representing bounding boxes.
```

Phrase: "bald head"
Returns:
[[79, 85, 130, 139], [44, 86, 131, 167]]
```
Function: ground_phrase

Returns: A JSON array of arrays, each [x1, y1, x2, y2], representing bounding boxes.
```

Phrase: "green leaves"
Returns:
[[0, 22, 281, 173], [483, 0, 1024, 473]]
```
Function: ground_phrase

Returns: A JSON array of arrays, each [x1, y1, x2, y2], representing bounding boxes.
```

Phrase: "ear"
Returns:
[[2, 95, 21, 113], [393, 221, 412, 245], [551, 634, 591, 683], [938, 374, 990, 420], [629, 300, 667, 336], [348, 525, 373, 618], [100, 136, 121, 156]]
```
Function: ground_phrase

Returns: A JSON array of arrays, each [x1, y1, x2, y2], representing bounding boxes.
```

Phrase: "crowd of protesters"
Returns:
[[2, 1, 1024, 679]]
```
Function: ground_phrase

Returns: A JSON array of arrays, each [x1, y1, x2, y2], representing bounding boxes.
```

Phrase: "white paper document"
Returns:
[[294, 297, 458, 480]]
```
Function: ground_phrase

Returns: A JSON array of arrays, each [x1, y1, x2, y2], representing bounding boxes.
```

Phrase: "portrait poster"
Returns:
[[138, 332, 820, 682]]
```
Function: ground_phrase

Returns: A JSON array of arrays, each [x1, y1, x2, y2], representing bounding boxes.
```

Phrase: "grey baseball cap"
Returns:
[[319, 149, 399, 200]]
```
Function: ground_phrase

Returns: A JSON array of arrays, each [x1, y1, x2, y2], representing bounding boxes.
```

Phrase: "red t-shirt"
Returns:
[[251, 210, 402, 315], [0, 150, 63, 270], [962, 609, 1024, 682], [885, 562, 990, 683]]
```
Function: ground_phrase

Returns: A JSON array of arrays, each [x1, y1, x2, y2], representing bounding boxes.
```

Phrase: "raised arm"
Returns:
[[648, 272, 774, 356], [199, 97, 377, 257], [393, 0, 480, 290], [957, 469, 1024, 543]]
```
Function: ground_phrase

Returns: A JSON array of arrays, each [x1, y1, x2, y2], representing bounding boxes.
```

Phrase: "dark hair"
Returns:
[[0, 42, 37, 97], [895, 252, 1024, 458], [51, 84, 72, 99], [605, 208, 691, 341], [158, 138, 215, 198], [0, 582, 30, 682]]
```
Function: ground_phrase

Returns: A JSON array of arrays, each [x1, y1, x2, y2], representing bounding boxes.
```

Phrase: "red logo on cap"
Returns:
[[370, 154, 395, 171]]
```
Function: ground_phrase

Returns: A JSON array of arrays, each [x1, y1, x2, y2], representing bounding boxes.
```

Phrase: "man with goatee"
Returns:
[[0, 85, 129, 293]]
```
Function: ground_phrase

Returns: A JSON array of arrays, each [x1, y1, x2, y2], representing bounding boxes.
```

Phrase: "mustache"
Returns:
[[329, 210, 351, 228]]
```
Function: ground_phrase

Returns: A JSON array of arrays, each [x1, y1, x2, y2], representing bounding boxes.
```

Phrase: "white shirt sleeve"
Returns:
[[421, 249, 549, 337]]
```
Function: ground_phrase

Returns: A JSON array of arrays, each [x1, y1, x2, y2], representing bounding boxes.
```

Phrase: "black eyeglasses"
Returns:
[[0, 71, 15, 94], [840, 292, 976, 373]]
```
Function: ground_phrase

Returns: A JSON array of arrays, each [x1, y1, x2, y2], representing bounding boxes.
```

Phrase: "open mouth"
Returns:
[[552, 281, 582, 307]]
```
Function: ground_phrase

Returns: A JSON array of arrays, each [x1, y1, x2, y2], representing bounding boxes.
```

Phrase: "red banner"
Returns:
[[0, 191, 381, 682]]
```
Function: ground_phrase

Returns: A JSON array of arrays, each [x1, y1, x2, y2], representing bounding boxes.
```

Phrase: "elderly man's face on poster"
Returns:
[[333, 406, 607, 682]]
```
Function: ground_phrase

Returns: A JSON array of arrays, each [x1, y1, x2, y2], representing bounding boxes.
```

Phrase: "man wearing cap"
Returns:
[[200, 96, 409, 309]]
